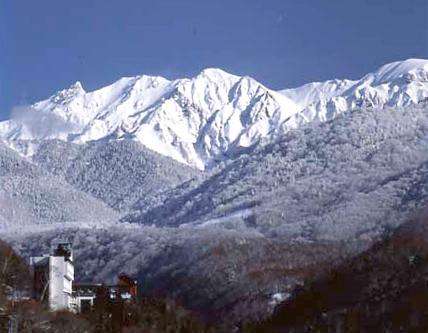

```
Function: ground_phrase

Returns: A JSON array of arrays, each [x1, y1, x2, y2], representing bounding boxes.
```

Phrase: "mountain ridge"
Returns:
[[0, 58, 427, 170]]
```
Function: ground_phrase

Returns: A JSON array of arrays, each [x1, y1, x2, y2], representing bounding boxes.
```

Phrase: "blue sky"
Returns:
[[1, 0, 427, 120]]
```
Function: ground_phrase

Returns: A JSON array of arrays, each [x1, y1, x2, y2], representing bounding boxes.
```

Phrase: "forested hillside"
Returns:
[[127, 105, 428, 245], [0, 142, 118, 227], [32, 139, 201, 212], [248, 209, 428, 332]]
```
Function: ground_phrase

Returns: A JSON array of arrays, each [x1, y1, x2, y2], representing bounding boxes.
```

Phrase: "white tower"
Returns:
[[30, 242, 74, 311]]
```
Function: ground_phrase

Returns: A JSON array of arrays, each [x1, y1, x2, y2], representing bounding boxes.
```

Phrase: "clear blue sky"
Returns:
[[1, 0, 427, 120]]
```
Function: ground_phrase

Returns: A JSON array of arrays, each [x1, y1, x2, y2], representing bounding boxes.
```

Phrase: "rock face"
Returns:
[[1, 59, 427, 170]]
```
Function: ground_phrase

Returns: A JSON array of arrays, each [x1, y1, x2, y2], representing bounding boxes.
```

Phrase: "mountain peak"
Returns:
[[0, 58, 427, 170], [364, 58, 428, 85], [197, 67, 239, 81], [69, 81, 85, 93]]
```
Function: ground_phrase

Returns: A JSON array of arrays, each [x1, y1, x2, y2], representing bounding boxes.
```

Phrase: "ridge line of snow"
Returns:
[[0, 59, 427, 169]]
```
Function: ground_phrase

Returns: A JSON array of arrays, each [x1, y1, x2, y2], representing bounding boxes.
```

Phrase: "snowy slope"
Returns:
[[280, 79, 357, 109], [0, 141, 119, 227], [0, 69, 300, 169], [0, 59, 427, 170], [284, 59, 428, 123], [125, 104, 428, 243], [31, 139, 201, 212]]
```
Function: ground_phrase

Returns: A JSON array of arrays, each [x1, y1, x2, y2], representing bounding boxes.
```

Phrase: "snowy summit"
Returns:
[[0, 58, 427, 169]]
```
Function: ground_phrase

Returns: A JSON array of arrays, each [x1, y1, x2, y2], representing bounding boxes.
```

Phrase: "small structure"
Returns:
[[30, 243, 138, 315], [72, 283, 101, 313], [113, 273, 138, 300], [72, 274, 138, 313], [30, 242, 74, 311]]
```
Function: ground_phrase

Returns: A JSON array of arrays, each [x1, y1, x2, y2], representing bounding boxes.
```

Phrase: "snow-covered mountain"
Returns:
[[1, 59, 427, 327], [125, 105, 428, 240], [0, 58, 427, 169], [280, 79, 357, 109], [284, 59, 428, 122], [31, 139, 201, 212], [0, 69, 300, 169], [0, 140, 119, 227]]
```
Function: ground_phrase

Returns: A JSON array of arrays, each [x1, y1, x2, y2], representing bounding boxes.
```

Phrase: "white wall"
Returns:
[[48, 257, 74, 311]]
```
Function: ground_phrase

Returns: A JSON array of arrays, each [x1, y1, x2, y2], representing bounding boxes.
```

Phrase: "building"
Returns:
[[72, 283, 101, 313], [112, 273, 138, 301], [72, 274, 138, 313], [30, 242, 74, 311], [30, 242, 138, 315]]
